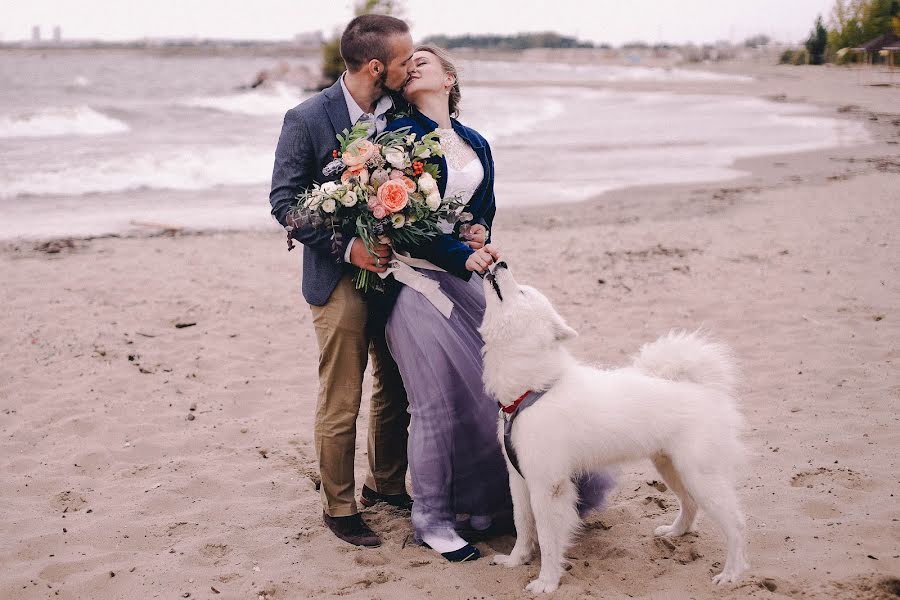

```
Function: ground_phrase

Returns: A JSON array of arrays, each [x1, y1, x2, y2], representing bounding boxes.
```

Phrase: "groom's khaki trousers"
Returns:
[[310, 273, 409, 517]]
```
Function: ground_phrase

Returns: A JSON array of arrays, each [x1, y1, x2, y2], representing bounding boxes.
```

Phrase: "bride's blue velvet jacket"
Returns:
[[385, 109, 496, 281]]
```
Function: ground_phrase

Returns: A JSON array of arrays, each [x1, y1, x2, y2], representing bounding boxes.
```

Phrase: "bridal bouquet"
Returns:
[[289, 122, 469, 291]]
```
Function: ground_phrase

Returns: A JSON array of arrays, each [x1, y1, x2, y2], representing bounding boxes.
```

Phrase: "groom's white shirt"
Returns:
[[339, 72, 393, 262], [339, 72, 392, 135]]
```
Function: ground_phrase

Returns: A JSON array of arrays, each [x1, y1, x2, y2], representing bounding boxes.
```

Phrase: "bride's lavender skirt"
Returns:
[[385, 269, 614, 542]]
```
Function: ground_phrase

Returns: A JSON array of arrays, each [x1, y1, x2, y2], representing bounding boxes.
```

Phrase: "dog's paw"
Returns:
[[654, 524, 685, 537], [491, 553, 527, 568], [712, 568, 744, 586], [525, 577, 559, 594]]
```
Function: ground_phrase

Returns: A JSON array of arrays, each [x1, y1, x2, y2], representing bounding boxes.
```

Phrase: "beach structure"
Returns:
[[851, 32, 900, 64]]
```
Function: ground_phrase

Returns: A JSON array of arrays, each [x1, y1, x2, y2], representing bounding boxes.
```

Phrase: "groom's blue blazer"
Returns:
[[270, 79, 356, 307]]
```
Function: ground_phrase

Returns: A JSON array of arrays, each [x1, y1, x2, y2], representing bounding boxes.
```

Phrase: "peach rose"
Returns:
[[400, 177, 416, 192], [341, 139, 376, 168], [377, 179, 409, 214]]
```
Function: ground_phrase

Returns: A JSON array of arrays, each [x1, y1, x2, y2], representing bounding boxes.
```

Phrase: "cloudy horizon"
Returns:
[[2, 0, 837, 46]]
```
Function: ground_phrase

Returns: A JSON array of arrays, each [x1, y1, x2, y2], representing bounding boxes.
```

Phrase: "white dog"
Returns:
[[480, 262, 748, 594]]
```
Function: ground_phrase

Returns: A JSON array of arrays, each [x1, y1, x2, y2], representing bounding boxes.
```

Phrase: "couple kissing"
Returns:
[[268, 13, 611, 562]]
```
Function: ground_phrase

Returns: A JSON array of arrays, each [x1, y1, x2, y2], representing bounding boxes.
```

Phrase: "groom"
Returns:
[[269, 14, 414, 547]]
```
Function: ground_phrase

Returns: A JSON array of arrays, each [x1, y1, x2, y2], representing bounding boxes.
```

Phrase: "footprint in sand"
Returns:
[[336, 569, 394, 594], [199, 543, 231, 560], [52, 490, 88, 512], [353, 552, 389, 567], [821, 574, 900, 600], [790, 467, 871, 491]]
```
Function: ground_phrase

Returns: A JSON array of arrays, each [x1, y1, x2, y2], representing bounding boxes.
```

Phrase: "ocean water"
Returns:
[[0, 50, 870, 240]]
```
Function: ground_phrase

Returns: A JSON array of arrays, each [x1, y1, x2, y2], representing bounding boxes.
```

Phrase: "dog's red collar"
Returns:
[[500, 391, 532, 414]]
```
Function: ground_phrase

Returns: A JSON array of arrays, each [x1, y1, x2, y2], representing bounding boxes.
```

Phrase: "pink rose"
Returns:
[[377, 179, 409, 214], [372, 205, 387, 219], [389, 169, 405, 180]]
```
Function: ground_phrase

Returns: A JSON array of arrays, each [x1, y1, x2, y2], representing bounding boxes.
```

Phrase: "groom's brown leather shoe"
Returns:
[[359, 484, 413, 510], [323, 512, 381, 547]]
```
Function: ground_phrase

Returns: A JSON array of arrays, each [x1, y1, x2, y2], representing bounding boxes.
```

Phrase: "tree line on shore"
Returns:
[[420, 32, 594, 50], [319, 0, 899, 85], [785, 0, 900, 65]]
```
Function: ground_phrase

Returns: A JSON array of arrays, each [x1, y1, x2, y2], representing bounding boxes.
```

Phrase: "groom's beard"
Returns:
[[377, 71, 411, 113], [376, 70, 409, 96], [375, 70, 392, 95]]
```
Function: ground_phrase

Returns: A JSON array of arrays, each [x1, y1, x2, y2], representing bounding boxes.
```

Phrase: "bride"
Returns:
[[382, 46, 613, 562]]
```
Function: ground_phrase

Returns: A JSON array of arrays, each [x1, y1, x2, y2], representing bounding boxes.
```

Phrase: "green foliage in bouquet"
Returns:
[[291, 122, 468, 292]]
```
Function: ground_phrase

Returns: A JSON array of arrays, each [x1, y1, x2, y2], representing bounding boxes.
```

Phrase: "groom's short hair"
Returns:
[[340, 14, 410, 72]]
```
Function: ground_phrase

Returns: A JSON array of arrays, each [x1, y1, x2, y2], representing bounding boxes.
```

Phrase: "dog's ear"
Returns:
[[553, 315, 578, 342]]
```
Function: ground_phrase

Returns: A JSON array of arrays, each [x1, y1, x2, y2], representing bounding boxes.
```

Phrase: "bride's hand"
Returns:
[[465, 244, 499, 274], [461, 224, 488, 250]]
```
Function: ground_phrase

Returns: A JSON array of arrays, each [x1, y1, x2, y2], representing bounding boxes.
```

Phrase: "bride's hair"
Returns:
[[415, 44, 461, 118]]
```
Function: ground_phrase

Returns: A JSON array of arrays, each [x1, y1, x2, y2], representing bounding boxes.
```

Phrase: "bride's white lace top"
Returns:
[[437, 128, 483, 234]]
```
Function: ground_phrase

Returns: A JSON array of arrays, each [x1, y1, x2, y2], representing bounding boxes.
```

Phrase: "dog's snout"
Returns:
[[495, 261, 508, 270]]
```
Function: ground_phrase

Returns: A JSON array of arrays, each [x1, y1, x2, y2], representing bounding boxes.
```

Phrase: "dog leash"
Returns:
[[500, 389, 548, 478]]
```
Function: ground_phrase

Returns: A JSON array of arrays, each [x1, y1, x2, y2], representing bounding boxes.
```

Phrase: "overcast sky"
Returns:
[[2, 0, 836, 45]]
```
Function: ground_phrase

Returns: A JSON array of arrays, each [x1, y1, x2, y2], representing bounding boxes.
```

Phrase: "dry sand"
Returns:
[[1, 63, 898, 599]]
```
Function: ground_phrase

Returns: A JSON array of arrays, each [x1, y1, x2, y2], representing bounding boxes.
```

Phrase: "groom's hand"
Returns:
[[349, 238, 390, 273]]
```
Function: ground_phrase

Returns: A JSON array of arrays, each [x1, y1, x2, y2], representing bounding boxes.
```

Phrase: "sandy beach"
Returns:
[[1, 62, 898, 599]]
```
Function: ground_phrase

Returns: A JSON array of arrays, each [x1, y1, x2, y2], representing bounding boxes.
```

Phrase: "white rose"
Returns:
[[321, 198, 336, 213], [425, 191, 442, 211], [391, 213, 405, 228], [321, 181, 339, 195], [304, 193, 322, 209], [340, 191, 358, 207], [384, 148, 409, 170], [417, 172, 437, 195]]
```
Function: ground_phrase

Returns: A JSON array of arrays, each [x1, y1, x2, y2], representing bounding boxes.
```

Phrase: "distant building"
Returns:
[[31, 26, 40, 42], [53, 26, 61, 43], [852, 32, 900, 64]]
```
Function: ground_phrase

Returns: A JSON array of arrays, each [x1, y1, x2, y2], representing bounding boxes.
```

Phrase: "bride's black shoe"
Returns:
[[441, 544, 480, 562], [421, 541, 481, 562]]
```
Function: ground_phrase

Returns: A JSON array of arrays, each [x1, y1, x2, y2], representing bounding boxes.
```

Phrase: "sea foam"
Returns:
[[181, 82, 308, 116], [1, 146, 272, 199], [0, 106, 130, 138]]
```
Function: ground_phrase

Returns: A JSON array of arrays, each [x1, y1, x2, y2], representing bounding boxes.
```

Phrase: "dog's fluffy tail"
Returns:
[[632, 330, 736, 394]]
